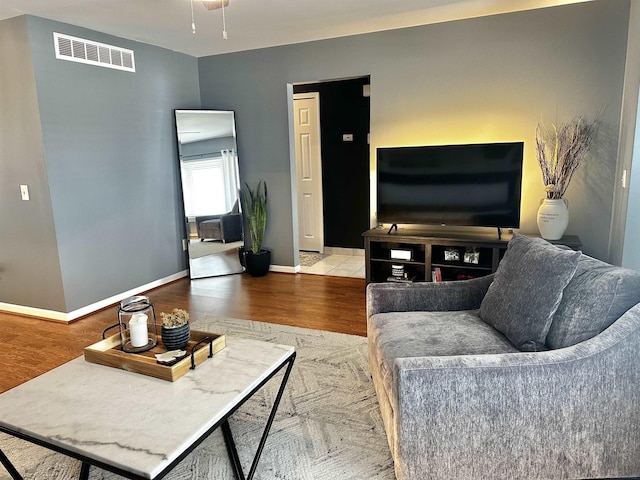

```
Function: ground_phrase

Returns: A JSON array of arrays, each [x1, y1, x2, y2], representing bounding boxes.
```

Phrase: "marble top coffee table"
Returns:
[[0, 336, 295, 480]]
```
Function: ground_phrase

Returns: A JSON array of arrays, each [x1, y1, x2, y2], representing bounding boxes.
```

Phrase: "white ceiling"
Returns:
[[176, 110, 235, 144], [0, 0, 592, 57]]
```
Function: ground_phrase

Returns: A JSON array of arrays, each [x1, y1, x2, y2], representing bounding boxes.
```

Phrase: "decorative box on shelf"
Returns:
[[390, 249, 412, 261], [84, 329, 226, 382]]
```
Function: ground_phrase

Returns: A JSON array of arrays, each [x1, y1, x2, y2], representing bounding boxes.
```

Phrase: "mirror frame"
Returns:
[[174, 109, 243, 279]]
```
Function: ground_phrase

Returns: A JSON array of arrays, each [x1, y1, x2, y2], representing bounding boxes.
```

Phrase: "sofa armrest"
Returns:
[[366, 274, 494, 318], [392, 305, 640, 479]]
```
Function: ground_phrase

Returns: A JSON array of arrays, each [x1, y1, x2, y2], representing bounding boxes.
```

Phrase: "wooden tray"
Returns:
[[84, 329, 226, 382]]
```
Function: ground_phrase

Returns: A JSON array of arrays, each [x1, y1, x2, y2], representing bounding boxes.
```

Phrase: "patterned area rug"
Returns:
[[0, 317, 394, 480]]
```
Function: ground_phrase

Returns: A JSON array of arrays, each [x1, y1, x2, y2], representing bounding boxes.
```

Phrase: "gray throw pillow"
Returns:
[[479, 234, 581, 351]]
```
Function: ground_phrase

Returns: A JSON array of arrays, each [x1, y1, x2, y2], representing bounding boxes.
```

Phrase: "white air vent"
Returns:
[[54, 33, 135, 73]]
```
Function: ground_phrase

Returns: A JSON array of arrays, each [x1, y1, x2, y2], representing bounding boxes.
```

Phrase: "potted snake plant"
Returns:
[[240, 180, 270, 276]]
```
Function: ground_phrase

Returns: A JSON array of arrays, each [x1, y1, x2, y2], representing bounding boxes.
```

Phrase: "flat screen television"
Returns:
[[376, 142, 523, 228]]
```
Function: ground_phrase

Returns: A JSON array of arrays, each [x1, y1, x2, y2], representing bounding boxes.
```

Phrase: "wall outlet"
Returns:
[[20, 185, 29, 201]]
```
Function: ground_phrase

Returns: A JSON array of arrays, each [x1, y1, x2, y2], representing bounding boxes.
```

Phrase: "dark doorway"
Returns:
[[293, 77, 370, 249]]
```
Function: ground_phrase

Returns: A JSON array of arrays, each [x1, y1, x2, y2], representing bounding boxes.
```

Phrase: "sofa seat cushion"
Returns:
[[368, 310, 519, 402], [199, 219, 222, 239], [546, 254, 640, 349], [479, 234, 581, 351]]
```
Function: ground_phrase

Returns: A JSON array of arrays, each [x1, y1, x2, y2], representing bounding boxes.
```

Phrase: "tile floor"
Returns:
[[300, 253, 366, 279]]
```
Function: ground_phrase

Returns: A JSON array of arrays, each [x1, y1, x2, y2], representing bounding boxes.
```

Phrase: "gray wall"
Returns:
[[1, 16, 201, 312], [179, 136, 236, 159], [1, 0, 634, 314], [198, 0, 630, 265], [622, 92, 640, 270], [0, 16, 66, 311], [619, 1, 640, 271]]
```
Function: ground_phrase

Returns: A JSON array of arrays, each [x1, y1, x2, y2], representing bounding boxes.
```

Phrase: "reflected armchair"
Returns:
[[195, 200, 242, 243]]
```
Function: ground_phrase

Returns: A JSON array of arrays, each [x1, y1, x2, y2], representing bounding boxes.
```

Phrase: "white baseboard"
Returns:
[[270, 264, 300, 274], [0, 303, 70, 322], [0, 270, 189, 323]]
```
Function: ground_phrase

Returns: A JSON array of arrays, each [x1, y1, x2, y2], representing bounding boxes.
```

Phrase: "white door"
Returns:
[[294, 93, 324, 253]]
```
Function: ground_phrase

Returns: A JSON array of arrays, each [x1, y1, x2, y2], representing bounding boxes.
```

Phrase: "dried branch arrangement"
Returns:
[[535, 115, 600, 199]]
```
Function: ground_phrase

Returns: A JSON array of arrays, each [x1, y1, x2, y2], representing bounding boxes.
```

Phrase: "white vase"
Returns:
[[537, 198, 569, 240]]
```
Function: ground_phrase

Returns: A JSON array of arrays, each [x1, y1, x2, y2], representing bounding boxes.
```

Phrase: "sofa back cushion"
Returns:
[[546, 254, 640, 349], [479, 234, 581, 351]]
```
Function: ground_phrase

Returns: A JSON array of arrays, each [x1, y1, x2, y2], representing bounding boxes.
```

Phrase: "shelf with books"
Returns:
[[431, 266, 487, 282], [369, 259, 426, 283], [369, 241, 426, 264]]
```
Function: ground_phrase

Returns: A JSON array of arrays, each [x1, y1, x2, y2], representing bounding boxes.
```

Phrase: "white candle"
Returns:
[[129, 313, 148, 348]]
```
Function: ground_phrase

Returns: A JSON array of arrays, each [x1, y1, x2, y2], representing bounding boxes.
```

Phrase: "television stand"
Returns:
[[362, 228, 582, 285]]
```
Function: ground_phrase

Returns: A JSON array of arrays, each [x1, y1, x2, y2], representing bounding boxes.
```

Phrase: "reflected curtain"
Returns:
[[222, 148, 240, 210]]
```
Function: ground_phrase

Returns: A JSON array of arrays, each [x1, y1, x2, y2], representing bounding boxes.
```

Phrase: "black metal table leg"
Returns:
[[222, 354, 296, 480], [0, 448, 24, 480], [222, 421, 245, 480], [1, 447, 90, 480], [79, 462, 91, 480]]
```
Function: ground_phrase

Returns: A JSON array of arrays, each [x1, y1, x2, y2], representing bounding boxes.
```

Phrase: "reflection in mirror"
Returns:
[[175, 110, 243, 279]]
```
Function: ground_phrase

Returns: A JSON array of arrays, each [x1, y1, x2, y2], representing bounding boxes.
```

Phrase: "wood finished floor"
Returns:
[[189, 249, 244, 278], [0, 273, 366, 394]]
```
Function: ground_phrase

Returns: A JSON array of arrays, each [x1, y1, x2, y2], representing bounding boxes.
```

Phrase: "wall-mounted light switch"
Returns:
[[20, 185, 30, 201]]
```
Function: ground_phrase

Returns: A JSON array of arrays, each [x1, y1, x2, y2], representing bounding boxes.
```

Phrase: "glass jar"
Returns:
[[117, 296, 158, 353]]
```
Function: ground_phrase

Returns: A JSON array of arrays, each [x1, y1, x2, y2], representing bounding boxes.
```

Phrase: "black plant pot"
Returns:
[[238, 246, 246, 268], [244, 249, 271, 277]]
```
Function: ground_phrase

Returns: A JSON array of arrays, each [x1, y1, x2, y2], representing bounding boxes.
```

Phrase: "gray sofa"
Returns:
[[367, 234, 640, 480]]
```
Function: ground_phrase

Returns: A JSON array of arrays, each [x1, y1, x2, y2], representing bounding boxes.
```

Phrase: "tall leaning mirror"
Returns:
[[175, 110, 243, 279]]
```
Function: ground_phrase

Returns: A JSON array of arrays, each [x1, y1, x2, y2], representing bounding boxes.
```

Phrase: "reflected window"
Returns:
[[181, 157, 227, 216]]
